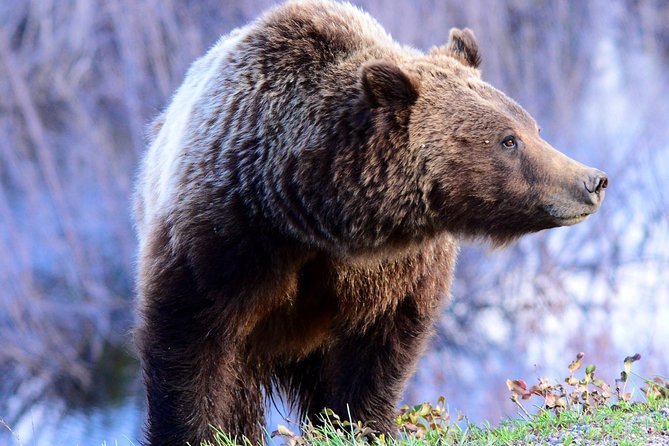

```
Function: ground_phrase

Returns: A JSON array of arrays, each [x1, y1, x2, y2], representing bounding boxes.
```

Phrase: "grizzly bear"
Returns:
[[133, 1, 608, 445]]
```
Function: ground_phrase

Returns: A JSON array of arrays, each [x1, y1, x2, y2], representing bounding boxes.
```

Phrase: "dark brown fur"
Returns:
[[133, 1, 607, 445]]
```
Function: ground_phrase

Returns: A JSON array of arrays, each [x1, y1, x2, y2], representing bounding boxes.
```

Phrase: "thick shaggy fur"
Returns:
[[133, 1, 607, 445]]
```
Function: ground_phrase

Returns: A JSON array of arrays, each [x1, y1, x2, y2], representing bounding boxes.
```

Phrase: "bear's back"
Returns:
[[134, 0, 413, 244]]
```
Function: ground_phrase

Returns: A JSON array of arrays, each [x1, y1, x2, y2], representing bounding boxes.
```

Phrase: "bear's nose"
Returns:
[[584, 169, 608, 198]]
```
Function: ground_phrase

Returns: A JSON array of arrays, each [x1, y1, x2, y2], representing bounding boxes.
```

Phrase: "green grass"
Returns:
[[200, 399, 669, 446]]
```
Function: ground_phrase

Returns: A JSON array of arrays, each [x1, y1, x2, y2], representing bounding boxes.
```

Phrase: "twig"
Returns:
[[0, 29, 90, 295]]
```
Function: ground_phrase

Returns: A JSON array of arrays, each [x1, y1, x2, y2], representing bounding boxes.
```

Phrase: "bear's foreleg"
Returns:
[[138, 316, 266, 445], [137, 245, 268, 446], [321, 295, 438, 434]]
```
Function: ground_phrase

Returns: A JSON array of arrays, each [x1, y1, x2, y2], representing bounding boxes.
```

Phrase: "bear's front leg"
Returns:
[[138, 313, 266, 446], [322, 294, 441, 435], [136, 239, 268, 446]]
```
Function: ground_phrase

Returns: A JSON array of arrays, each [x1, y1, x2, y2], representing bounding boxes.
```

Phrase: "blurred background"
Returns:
[[1, 0, 668, 444]]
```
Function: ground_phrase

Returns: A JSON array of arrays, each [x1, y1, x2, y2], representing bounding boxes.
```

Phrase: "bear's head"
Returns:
[[360, 28, 607, 245]]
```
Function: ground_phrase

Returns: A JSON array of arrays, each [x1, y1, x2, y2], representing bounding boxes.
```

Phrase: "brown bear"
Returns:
[[133, 1, 608, 445]]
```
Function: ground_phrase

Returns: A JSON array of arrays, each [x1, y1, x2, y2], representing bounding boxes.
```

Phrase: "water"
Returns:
[[9, 396, 144, 446], [2, 342, 144, 445]]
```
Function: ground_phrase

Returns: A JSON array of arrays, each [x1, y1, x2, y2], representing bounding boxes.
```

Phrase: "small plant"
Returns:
[[615, 353, 642, 402], [507, 352, 668, 417], [642, 375, 669, 402], [271, 408, 379, 446], [395, 397, 465, 439]]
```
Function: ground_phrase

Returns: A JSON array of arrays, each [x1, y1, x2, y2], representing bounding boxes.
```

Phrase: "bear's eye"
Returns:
[[502, 136, 517, 149]]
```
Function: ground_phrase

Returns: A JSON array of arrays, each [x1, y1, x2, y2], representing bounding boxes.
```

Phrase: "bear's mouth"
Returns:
[[543, 204, 594, 226], [553, 213, 591, 226]]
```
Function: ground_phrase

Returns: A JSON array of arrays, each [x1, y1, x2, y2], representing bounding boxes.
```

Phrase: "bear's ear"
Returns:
[[431, 27, 481, 69], [360, 60, 420, 108]]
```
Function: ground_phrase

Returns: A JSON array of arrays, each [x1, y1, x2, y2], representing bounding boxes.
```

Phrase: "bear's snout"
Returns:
[[540, 163, 608, 227], [583, 168, 608, 205]]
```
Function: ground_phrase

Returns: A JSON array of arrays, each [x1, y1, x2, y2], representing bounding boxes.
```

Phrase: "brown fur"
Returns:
[[133, 1, 607, 445]]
